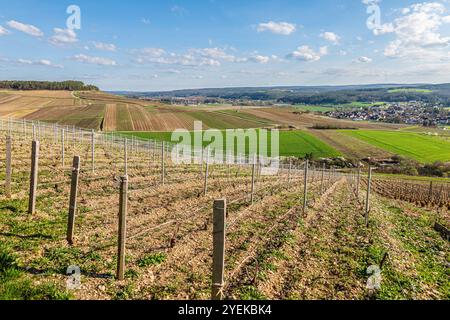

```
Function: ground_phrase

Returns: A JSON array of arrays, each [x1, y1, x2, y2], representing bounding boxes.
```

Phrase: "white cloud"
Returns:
[[190, 47, 236, 62], [353, 56, 373, 63], [92, 42, 117, 52], [71, 54, 117, 66], [132, 46, 278, 67], [6, 20, 43, 37], [361, 0, 381, 5], [49, 28, 78, 46], [320, 32, 341, 44], [17, 58, 32, 65], [379, 2, 450, 60], [0, 26, 10, 36], [372, 23, 395, 35], [141, 18, 151, 25], [248, 55, 270, 64], [133, 47, 237, 66], [16, 58, 63, 68], [257, 21, 297, 35], [288, 45, 328, 62], [171, 5, 189, 16]]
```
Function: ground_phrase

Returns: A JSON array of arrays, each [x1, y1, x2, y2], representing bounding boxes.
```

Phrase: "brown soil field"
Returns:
[[0, 90, 74, 98], [241, 107, 404, 130], [103, 104, 118, 131]]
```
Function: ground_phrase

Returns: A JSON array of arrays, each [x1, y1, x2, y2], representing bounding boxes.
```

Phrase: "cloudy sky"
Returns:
[[1, 0, 450, 91]]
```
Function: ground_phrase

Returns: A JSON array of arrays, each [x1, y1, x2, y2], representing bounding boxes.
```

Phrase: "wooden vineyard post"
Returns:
[[117, 175, 128, 281], [148, 141, 152, 168], [356, 164, 361, 198], [28, 140, 39, 214], [5, 135, 12, 199], [161, 142, 165, 185], [61, 129, 65, 168], [303, 160, 309, 215], [204, 147, 210, 196], [67, 156, 81, 245], [320, 163, 325, 195], [250, 154, 256, 205], [151, 140, 156, 163], [91, 130, 95, 173], [72, 126, 76, 147], [124, 138, 128, 175], [200, 148, 204, 177], [428, 181, 433, 205], [212, 198, 226, 300], [288, 158, 292, 184], [365, 167, 373, 227]]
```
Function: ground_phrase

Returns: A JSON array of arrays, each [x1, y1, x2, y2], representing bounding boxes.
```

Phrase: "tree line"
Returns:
[[0, 81, 99, 91]]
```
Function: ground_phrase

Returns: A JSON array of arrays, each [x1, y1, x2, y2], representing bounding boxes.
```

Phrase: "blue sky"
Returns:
[[1, 0, 450, 91]]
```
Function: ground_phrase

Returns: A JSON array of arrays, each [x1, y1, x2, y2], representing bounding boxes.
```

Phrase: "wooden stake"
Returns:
[[428, 181, 433, 205], [67, 156, 81, 245], [303, 160, 309, 215], [28, 141, 39, 214], [61, 129, 65, 168], [356, 164, 361, 198], [204, 147, 210, 196], [124, 138, 128, 175], [365, 167, 373, 227], [250, 154, 256, 204], [320, 163, 325, 194], [91, 130, 95, 173], [212, 198, 226, 300], [117, 175, 128, 281], [161, 142, 165, 185], [288, 158, 292, 184], [5, 135, 12, 198]]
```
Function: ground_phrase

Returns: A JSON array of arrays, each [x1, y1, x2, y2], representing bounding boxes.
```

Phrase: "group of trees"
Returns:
[[134, 84, 450, 107], [0, 81, 99, 91], [278, 90, 450, 105], [378, 155, 450, 178]]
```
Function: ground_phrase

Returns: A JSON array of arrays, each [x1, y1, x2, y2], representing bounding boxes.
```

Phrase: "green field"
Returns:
[[343, 102, 386, 109], [118, 130, 341, 158], [342, 130, 450, 163], [292, 105, 335, 113]]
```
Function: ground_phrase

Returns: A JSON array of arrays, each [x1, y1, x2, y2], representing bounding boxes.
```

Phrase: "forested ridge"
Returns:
[[0, 80, 99, 91]]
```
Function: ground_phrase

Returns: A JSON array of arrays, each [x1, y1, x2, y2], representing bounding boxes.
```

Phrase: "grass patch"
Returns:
[[137, 253, 167, 267], [341, 130, 450, 163], [0, 243, 70, 300], [118, 130, 340, 158]]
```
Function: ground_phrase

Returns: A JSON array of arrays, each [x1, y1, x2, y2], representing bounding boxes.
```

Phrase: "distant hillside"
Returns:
[[115, 83, 450, 106], [0, 80, 99, 91]]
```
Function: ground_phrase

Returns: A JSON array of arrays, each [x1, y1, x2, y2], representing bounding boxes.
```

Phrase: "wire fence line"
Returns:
[[2, 116, 445, 300]]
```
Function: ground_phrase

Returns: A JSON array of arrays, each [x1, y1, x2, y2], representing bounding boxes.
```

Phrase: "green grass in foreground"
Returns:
[[118, 130, 341, 158], [0, 243, 71, 300], [342, 130, 450, 163]]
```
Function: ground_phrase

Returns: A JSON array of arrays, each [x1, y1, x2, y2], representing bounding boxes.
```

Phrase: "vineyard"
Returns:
[[0, 118, 448, 300]]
